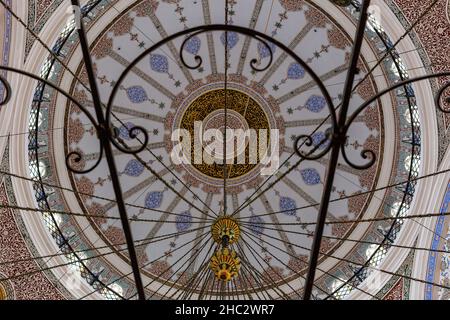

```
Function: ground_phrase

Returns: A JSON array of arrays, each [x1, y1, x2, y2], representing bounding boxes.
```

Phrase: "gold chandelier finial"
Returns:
[[210, 217, 241, 281]]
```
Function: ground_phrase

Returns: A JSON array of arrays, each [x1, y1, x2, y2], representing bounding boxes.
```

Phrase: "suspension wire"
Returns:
[[0, 0, 435, 222], [238, 165, 450, 220], [0, 0, 90, 87], [0, 115, 145, 140], [207, 268, 217, 301], [240, 227, 380, 300], [186, 260, 210, 300], [0, 0, 446, 301], [240, 221, 449, 255], [240, 212, 450, 255], [0, 225, 210, 284], [148, 235, 213, 300], [114, 121, 219, 217], [0, 221, 210, 267], [237, 240, 301, 300], [241, 226, 374, 299], [242, 230, 342, 300], [150, 236, 213, 300], [234, 242, 281, 300], [241, 262, 274, 300], [78, 229, 210, 300], [236, 241, 282, 300], [333, 167, 450, 246], [241, 223, 450, 295], [181, 243, 217, 300], [163, 239, 214, 299], [101, 0, 220, 217], [0, 202, 210, 224], [0, 169, 213, 221], [239, 211, 450, 229], [222, 0, 230, 215], [115, 136, 218, 220], [0, 0, 219, 218], [229, 0, 443, 217], [142, 232, 212, 300], [233, 244, 279, 300], [228, 242, 260, 300], [190, 258, 212, 300]]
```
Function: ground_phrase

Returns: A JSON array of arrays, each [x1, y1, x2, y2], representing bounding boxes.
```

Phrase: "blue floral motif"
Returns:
[[123, 159, 144, 177], [300, 168, 321, 185], [176, 211, 193, 232], [118, 122, 135, 140], [280, 197, 297, 216], [311, 131, 331, 150], [258, 42, 276, 59], [184, 36, 201, 55], [126, 86, 148, 103], [220, 32, 239, 49], [305, 95, 326, 113], [249, 215, 264, 235], [145, 191, 163, 209], [287, 63, 305, 80], [150, 54, 169, 73]]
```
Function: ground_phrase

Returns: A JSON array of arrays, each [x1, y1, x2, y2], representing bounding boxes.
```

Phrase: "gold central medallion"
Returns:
[[180, 89, 270, 179]]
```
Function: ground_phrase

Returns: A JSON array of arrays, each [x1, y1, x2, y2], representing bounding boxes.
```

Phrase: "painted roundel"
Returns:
[[30, 0, 420, 299]]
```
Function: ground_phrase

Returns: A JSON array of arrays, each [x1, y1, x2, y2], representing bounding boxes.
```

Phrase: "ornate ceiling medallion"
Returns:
[[179, 89, 270, 180]]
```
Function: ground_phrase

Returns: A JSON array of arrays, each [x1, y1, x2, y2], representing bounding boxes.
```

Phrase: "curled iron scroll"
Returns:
[[436, 81, 450, 113], [338, 72, 450, 171], [180, 32, 204, 70], [105, 25, 337, 158], [0, 66, 103, 174], [109, 124, 150, 155], [0, 75, 12, 106], [249, 37, 274, 73], [294, 132, 333, 161]]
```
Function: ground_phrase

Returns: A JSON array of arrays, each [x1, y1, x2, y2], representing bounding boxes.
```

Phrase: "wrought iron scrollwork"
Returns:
[[436, 81, 450, 113], [335, 72, 450, 171], [294, 132, 333, 162], [0, 66, 104, 174], [109, 124, 149, 155], [249, 37, 274, 73], [0, 75, 11, 106], [105, 24, 337, 156], [5, 0, 449, 300], [180, 32, 204, 70], [340, 139, 376, 170]]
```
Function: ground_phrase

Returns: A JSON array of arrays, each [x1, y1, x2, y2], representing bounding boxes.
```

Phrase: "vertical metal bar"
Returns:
[[302, 0, 371, 300], [70, 0, 146, 300], [223, 0, 229, 216]]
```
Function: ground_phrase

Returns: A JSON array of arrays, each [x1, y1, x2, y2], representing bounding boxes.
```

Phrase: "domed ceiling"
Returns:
[[27, 0, 421, 299]]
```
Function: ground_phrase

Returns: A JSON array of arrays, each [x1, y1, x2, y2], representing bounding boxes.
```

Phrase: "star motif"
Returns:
[[130, 33, 138, 41], [98, 75, 108, 84]]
